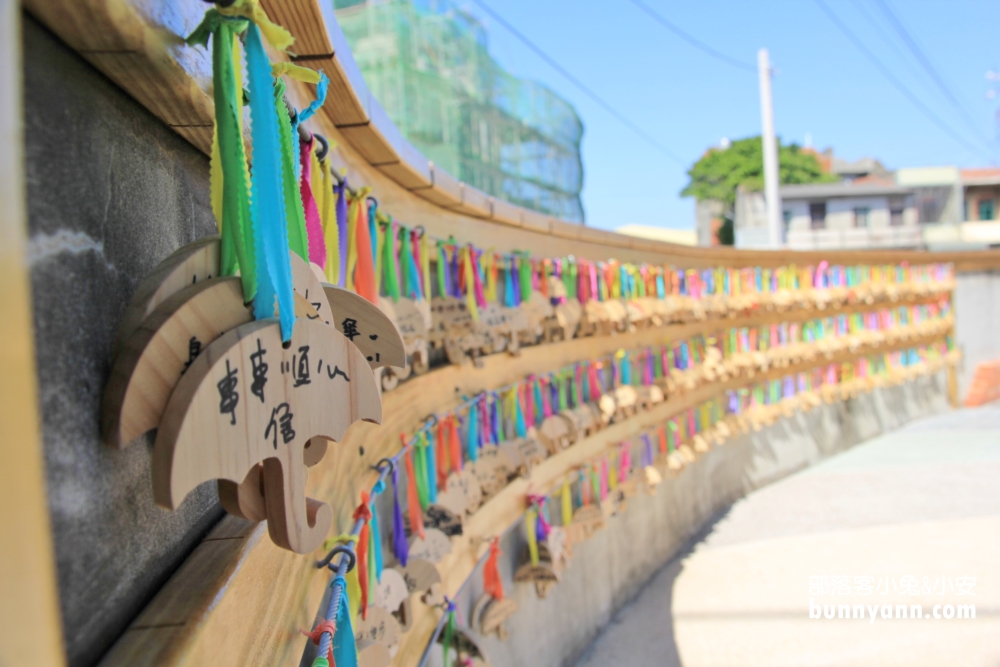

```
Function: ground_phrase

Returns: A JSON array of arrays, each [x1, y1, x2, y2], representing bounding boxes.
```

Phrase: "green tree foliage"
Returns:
[[716, 216, 735, 246], [681, 136, 836, 209]]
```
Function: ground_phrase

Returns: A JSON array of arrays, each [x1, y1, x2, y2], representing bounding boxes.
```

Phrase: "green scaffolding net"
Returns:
[[333, 0, 585, 222]]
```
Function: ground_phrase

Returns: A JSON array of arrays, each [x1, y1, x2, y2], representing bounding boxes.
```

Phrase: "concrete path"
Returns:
[[575, 404, 1000, 667]]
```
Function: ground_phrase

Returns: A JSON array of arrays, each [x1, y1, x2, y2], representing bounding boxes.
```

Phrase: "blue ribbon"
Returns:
[[245, 24, 295, 341]]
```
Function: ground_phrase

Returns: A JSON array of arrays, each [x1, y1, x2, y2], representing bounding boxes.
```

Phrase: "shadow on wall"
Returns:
[[572, 509, 732, 667]]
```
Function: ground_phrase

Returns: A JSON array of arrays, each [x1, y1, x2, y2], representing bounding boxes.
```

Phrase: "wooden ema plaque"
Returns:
[[354, 605, 402, 657], [153, 318, 381, 553], [102, 238, 402, 553], [514, 542, 560, 598], [473, 594, 518, 640], [407, 528, 452, 563]]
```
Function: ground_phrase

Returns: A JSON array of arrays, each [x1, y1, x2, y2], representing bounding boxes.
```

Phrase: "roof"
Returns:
[[961, 168, 1000, 186], [896, 166, 960, 187], [615, 224, 697, 246], [779, 182, 912, 200], [831, 156, 886, 177]]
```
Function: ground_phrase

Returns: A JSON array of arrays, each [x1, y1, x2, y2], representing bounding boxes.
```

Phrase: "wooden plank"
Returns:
[[260, 0, 336, 58], [314, 54, 370, 126], [413, 165, 463, 208], [0, 6, 66, 665], [521, 208, 550, 234], [550, 218, 583, 241], [377, 161, 433, 191], [489, 196, 523, 228], [449, 184, 492, 218]]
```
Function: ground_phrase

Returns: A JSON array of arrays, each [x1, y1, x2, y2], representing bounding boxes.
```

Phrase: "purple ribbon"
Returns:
[[391, 467, 408, 567], [335, 177, 348, 287]]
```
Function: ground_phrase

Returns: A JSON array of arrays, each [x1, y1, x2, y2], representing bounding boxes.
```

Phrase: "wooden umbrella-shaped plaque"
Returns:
[[153, 318, 381, 553], [102, 237, 404, 553]]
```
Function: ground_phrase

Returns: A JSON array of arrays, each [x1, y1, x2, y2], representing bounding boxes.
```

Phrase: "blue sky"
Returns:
[[459, 0, 1000, 231]]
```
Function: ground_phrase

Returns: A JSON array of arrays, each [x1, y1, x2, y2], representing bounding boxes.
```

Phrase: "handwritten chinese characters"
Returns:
[[153, 318, 382, 553]]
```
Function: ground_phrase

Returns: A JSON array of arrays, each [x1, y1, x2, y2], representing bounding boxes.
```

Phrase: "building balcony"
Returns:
[[786, 225, 923, 250]]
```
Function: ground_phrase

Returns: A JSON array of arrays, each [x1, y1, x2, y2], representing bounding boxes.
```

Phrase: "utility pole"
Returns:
[[758, 48, 782, 248]]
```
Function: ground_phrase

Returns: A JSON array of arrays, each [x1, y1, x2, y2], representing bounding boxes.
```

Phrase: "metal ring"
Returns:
[[413, 225, 426, 239], [314, 134, 329, 161], [373, 457, 395, 476], [315, 545, 356, 572]]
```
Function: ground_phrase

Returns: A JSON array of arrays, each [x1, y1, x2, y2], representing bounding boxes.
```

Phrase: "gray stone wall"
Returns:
[[23, 16, 222, 667], [427, 372, 950, 667], [954, 270, 1000, 398]]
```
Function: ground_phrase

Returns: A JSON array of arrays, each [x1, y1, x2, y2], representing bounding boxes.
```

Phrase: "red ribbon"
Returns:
[[353, 491, 373, 619], [483, 537, 504, 601], [300, 619, 337, 664], [404, 449, 425, 540]]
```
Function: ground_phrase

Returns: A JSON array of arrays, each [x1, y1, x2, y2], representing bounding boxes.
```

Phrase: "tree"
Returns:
[[681, 136, 836, 211], [716, 216, 734, 246]]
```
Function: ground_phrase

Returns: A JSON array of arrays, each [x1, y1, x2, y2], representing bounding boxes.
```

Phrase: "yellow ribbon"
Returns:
[[420, 234, 431, 299], [462, 245, 478, 321], [315, 154, 339, 283], [561, 481, 572, 526], [218, 0, 294, 52], [483, 252, 497, 303], [525, 508, 539, 566], [270, 61, 321, 84]]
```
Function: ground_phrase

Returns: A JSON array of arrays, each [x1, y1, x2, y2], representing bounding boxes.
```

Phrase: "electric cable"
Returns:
[[870, 0, 990, 146], [813, 0, 992, 161], [468, 0, 687, 166], [624, 0, 756, 73]]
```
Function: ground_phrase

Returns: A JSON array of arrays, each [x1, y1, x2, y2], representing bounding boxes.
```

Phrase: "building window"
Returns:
[[889, 196, 905, 226], [853, 207, 870, 228], [809, 202, 826, 230], [979, 198, 996, 221]]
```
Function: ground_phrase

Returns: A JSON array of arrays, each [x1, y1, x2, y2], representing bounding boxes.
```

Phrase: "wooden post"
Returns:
[[0, 4, 66, 665]]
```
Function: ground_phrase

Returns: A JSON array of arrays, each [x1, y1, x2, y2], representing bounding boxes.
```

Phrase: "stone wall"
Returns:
[[954, 270, 1000, 399], [430, 372, 951, 667], [23, 16, 222, 667]]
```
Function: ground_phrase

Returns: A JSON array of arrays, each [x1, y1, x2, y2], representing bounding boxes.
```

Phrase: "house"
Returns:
[[895, 166, 1000, 248], [962, 168, 1000, 222], [735, 180, 920, 250]]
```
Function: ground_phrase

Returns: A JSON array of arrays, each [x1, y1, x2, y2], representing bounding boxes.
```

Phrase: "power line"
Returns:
[[623, 0, 756, 73], [813, 0, 992, 161], [849, 0, 936, 98], [467, 0, 687, 166], [870, 0, 991, 146]]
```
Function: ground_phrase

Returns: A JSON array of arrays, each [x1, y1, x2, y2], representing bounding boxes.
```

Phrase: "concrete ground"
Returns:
[[575, 404, 1000, 667]]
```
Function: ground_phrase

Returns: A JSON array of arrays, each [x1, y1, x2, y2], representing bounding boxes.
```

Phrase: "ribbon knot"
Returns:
[[301, 619, 337, 663], [353, 493, 373, 524]]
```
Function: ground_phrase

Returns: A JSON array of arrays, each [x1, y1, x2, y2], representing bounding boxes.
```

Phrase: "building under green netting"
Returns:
[[333, 0, 585, 222]]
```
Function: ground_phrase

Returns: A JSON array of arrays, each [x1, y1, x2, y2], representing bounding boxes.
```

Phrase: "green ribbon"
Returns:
[[273, 79, 310, 263], [186, 12, 257, 300]]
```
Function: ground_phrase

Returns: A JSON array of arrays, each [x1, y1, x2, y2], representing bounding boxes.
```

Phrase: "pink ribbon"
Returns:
[[299, 139, 327, 268]]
